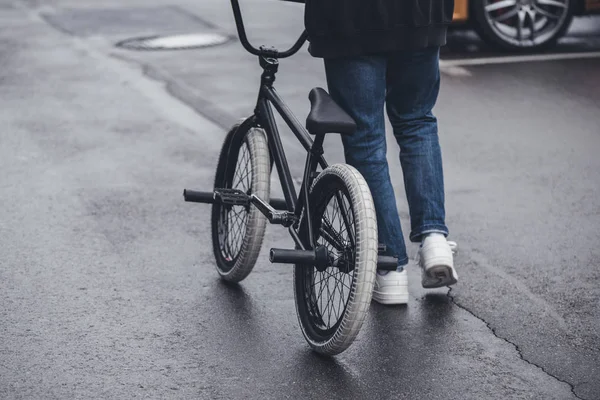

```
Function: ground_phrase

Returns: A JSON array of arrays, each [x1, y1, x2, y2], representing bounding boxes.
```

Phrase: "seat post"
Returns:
[[311, 134, 325, 156]]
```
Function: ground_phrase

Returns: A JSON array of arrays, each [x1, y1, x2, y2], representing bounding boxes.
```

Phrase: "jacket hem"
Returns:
[[308, 26, 448, 58]]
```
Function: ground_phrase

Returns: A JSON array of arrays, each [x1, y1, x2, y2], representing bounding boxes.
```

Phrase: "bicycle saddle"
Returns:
[[306, 88, 357, 136]]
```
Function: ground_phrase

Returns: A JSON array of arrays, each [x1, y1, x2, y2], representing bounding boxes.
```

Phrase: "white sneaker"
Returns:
[[372, 269, 409, 305], [418, 234, 458, 289]]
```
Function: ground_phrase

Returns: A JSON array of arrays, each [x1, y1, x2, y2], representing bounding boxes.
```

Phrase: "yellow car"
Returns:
[[453, 0, 600, 50]]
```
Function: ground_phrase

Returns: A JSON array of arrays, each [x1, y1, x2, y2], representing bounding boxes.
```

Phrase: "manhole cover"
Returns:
[[116, 33, 231, 50]]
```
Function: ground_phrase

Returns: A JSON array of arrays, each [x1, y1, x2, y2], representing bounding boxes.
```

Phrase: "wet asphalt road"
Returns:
[[1, 0, 599, 399]]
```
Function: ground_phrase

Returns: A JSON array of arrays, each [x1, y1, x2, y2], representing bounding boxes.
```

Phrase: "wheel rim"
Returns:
[[217, 141, 252, 265], [301, 188, 356, 339], [483, 0, 570, 47]]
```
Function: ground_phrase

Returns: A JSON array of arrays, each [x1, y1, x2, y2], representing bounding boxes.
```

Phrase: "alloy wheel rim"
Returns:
[[483, 0, 570, 47]]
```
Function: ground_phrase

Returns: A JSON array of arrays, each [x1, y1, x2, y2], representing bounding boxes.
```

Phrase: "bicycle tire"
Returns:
[[294, 164, 378, 356], [211, 124, 270, 282]]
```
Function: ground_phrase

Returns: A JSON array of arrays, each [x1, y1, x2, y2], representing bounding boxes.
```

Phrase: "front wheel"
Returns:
[[211, 124, 270, 283], [472, 0, 575, 51], [294, 164, 378, 356]]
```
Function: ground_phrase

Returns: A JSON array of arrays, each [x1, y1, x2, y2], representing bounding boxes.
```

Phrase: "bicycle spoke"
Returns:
[[218, 140, 252, 262], [336, 192, 355, 248], [307, 188, 356, 331], [319, 222, 345, 251]]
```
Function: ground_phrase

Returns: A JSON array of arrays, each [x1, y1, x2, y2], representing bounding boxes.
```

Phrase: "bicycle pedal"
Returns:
[[214, 188, 250, 206]]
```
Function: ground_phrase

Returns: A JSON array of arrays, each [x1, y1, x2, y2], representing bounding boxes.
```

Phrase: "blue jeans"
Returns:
[[324, 47, 448, 267]]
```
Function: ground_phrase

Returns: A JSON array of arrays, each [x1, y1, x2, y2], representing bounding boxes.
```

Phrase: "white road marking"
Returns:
[[440, 50, 600, 68], [440, 65, 472, 77]]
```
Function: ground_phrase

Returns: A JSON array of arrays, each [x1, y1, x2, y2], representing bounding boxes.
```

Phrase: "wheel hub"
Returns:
[[327, 245, 355, 274]]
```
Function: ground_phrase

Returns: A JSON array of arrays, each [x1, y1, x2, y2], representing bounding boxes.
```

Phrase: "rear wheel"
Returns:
[[472, 0, 575, 51], [211, 124, 270, 283], [294, 164, 378, 356]]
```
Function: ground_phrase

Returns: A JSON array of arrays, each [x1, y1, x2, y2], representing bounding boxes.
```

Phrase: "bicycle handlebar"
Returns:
[[230, 0, 308, 58]]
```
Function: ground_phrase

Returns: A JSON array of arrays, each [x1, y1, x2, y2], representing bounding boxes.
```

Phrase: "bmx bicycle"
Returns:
[[183, 0, 398, 356]]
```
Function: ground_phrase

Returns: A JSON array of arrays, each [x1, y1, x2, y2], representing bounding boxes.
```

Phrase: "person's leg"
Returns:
[[386, 47, 457, 288], [385, 47, 448, 243], [324, 56, 409, 268]]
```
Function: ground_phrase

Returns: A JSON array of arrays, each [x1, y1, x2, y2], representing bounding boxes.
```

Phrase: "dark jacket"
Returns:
[[304, 0, 455, 58]]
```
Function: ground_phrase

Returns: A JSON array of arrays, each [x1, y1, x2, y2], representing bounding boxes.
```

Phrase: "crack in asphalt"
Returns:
[[446, 287, 585, 400]]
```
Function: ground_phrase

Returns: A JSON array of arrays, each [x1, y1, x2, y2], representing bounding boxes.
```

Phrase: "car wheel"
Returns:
[[472, 0, 576, 51]]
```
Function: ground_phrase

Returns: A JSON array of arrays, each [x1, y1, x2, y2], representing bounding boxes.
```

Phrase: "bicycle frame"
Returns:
[[220, 54, 328, 251], [183, 0, 398, 269], [222, 0, 327, 249], [182, 0, 323, 254]]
